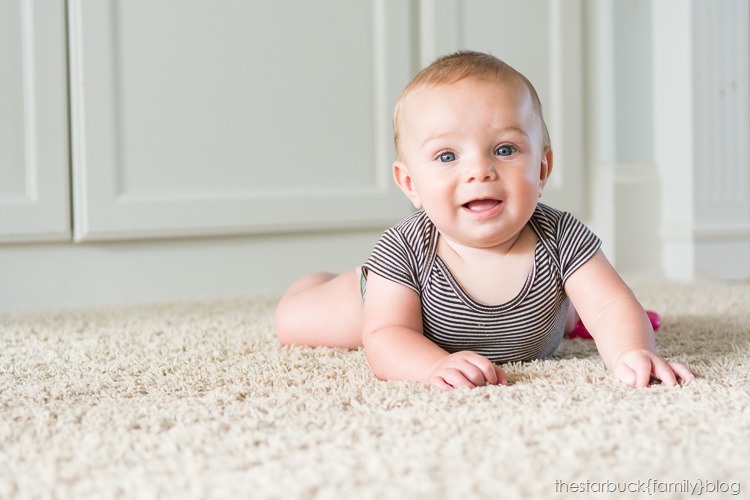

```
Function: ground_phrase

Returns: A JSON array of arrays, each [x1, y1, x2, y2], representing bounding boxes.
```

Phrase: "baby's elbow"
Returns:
[[361, 330, 392, 380], [363, 354, 390, 382]]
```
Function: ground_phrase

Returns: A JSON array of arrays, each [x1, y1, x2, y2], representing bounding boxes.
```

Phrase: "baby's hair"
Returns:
[[393, 50, 551, 157]]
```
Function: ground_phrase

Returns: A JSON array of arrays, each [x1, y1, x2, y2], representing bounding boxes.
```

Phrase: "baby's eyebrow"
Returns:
[[419, 126, 531, 149], [490, 126, 531, 140], [420, 133, 453, 149]]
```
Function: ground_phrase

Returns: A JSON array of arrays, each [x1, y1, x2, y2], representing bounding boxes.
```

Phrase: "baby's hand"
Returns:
[[428, 351, 507, 390], [613, 349, 697, 388]]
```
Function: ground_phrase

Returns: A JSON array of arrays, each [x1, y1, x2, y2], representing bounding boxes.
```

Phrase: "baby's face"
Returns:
[[394, 77, 551, 250]]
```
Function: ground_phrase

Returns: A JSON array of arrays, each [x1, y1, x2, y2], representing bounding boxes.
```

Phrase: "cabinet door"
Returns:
[[68, 0, 414, 241], [0, 0, 70, 242], [420, 0, 586, 215]]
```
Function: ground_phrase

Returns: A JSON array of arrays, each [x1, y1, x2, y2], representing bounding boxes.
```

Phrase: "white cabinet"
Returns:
[[0, 0, 70, 242], [67, 0, 414, 241], [0, 0, 592, 311], [2, 0, 585, 243]]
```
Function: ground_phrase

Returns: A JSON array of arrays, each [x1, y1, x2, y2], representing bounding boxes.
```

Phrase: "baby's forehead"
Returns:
[[402, 75, 532, 119], [393, 74, 547, 156], [430, 73, 522, 91]]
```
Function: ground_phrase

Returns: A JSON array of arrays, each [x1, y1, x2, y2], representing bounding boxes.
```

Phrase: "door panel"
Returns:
[[0, 0, 70, 242], [68, 0, 414, 241]]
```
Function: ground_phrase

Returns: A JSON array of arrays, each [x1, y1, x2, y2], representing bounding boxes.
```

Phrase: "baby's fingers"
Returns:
[[613, 362, 637, 387], [668, 362, 699, 383], [652, 360, 701, 387], [453, 351, 500, 386], [430, 376, 455, 391], [631, 356, 654, 388], [651, 359, 678, 387], [614, 350, 698, 388], [613, 352, 652, 387], [440, 368, 477, 390], [495, 364, 508, 386], [467, 356, 500, 386]]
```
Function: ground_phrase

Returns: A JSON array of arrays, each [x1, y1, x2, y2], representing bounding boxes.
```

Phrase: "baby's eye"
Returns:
[[495, 145, 515, 157], [438, 151, 456, 163]]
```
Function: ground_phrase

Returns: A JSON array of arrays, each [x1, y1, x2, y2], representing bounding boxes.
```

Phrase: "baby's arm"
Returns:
[[362, 271, 506, 389], [564, 250, 696, 387]]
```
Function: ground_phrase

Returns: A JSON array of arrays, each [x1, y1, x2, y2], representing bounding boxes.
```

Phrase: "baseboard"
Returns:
[[0, 229, 384, 313]]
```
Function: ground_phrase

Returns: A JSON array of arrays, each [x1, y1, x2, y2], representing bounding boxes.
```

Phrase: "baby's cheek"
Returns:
[[415, 180, 453, 208], [434, 181, 458, 203]]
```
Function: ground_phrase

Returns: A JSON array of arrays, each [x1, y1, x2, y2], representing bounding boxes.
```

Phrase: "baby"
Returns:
[[275, 50, 696, 390]]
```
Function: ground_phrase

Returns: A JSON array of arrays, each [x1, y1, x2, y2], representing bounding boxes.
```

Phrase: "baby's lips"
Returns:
[[463, 199, 501, 211]]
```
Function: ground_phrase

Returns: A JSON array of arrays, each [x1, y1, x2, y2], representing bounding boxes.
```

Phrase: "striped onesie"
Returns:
[[362, 203, 601, 363]]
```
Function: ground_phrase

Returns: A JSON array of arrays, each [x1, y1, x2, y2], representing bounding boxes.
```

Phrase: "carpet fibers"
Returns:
[[1, 280, 748, 499]]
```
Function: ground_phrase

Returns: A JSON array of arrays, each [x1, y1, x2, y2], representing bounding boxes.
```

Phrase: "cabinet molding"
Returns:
[[0, 0, 70, 242], [68, 0, 414, 241]]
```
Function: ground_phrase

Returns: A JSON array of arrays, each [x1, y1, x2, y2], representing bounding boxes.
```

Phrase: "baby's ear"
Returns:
[[538, 148, 554, 196], [393, 161, 422, 209]]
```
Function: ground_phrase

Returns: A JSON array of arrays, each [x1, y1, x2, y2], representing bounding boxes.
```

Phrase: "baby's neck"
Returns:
[[438, 226, 531, 262], [436, 225, 537, 305]]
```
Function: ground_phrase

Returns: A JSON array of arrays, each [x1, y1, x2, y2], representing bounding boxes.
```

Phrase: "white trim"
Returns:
[[20, 0, 38, 202], [546, 0, 585, 206], [662, 225, 750, 243]]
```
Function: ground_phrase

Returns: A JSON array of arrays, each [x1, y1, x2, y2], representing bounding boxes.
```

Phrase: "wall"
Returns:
[[585, 0, 662, 273], [1, 0, 748, 313], [1, 0, 589, 313], [587, 0, 750, 281], [0, 230, 380, 311], [1, 1, 416, 312], [653, 0, 750, 281]]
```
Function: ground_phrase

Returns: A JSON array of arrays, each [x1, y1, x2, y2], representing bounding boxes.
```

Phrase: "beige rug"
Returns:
[[1, 279, 748, 499]]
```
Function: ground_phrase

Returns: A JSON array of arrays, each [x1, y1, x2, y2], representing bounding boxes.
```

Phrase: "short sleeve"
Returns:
[[557, 211, 602, 283], [362, 228, 421, 295]]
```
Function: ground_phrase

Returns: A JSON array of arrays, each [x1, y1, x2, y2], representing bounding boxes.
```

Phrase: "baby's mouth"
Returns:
[[463, 199, 502, 212]]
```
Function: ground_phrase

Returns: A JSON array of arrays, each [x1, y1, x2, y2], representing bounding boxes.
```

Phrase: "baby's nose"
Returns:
[[465, 161, 497, 182]]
